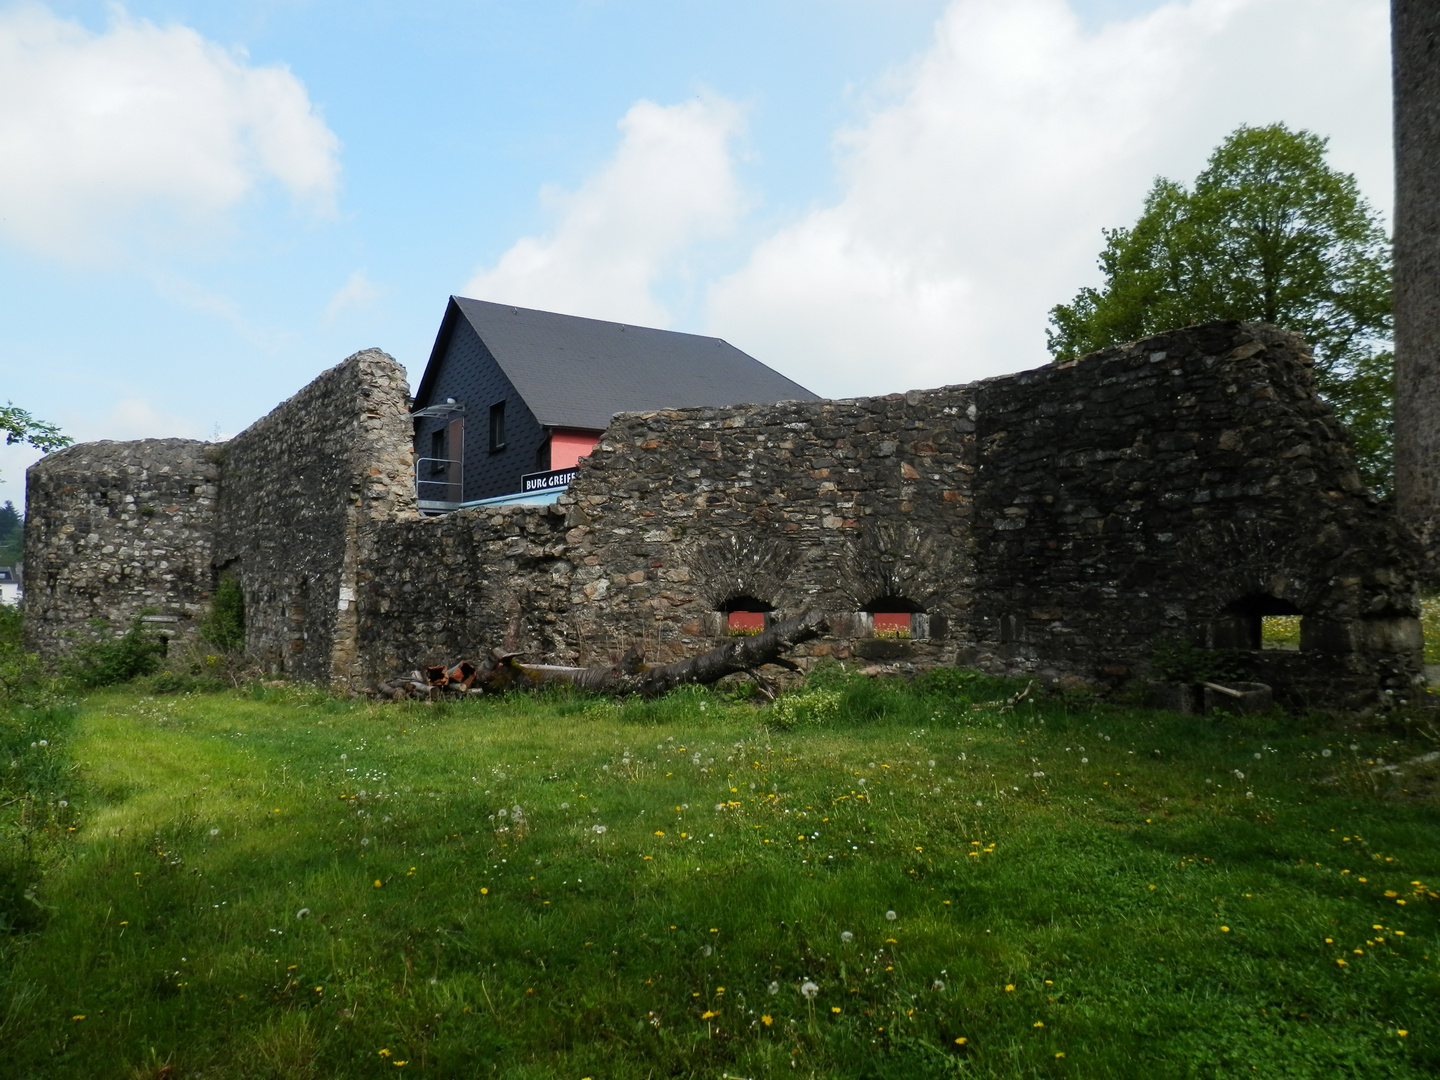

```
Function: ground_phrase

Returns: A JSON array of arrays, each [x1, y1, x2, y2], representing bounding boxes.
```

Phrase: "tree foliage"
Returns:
[[1048, 124, 1393, 491], [0, 404, 71, 456], [0, 501, 20, 566]]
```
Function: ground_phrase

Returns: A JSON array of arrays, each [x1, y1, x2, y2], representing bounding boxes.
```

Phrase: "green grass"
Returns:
[[1423, 597, 1440, 666], [1, 672, 1438, 1079]]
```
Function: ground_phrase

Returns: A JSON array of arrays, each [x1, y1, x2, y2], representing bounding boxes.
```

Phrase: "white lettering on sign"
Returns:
[[520, 467, 578, 493]]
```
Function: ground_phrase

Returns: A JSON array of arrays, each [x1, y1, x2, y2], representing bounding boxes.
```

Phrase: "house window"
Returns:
[[429, 429, 447, 474], [489, 401, 506, 452]]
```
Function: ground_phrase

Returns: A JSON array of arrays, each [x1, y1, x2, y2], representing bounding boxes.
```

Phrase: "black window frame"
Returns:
[[489, 401, 507, 453]]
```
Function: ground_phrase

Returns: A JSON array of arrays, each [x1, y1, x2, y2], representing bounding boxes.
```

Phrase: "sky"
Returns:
[[0, 0, 1395, 510]]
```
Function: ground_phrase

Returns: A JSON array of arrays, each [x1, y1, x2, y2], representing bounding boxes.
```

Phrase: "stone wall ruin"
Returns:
[[24, 322, 1425, 710]]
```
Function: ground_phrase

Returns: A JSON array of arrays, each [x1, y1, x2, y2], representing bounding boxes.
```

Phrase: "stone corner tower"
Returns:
[[1393, 0, 1440, 575]]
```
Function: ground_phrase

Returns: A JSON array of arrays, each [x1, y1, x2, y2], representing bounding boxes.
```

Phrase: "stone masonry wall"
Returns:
[[214, 349, 415, 685], [1393, 0, 1440, 575], [357, 386, 978, 681], [968, 322, 1422, 708], [24, 322, 1422, 709], [23, 439, 219, 656]]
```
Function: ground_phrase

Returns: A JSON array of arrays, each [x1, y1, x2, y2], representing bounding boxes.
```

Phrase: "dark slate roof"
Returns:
[[416, 297, 820, 430]]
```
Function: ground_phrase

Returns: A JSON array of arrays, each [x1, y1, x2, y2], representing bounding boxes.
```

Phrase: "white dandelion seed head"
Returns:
[[841, 931, 854, 943], [768, 981, 780, 995], [928, 760, 935, 768], [975, 800, 983, 807], [38, 740, 48, 747], [1321, 749, 1333, 758], [360, 837, 370, 846], [1253, 753, 1262, 760], [1080, 757, 1089, 764], [340, 754, 347, 760], [1232, 770, 1245, 780], [1349, 743, 1359, 751], [800, 980, 819, 999], [57, 799, 68, 808], [885, 910, 897, 921], [497, 808, 507, 818], [561, 802, 570, 810], [703, 945, 712, 956], [932, 979, 946, 991], [296, 907, 311, 919], [592, 824, 607, 835], [209, 828, 220, 836]]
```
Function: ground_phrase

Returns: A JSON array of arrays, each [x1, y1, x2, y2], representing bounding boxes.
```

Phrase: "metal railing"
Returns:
[[415, 456, 464, 512]]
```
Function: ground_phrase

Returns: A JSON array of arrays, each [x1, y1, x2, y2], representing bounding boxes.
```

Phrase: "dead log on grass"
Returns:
[[375, 609, 827, 700]]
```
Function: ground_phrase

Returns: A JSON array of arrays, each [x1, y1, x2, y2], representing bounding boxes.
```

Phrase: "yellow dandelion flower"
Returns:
[[374, 879, 383, 888], [1005, 984, 1015, 992], [1220, 926, 1230, 932], [1033, 1021, 1045, 1028], [1398, 1030, 1409, 1037], [762, 1015, 773, 1026], [378, 1049, 391, 1057], [655, 831, 665, 836], [480, 887, 488, 895], [955, 1037, 967, 1045], [702, 1010, 718, 1019], [1056, 1052, 1066, 1058], [71, 1015, 85, 1021], [832, 1007, 842, 1014]]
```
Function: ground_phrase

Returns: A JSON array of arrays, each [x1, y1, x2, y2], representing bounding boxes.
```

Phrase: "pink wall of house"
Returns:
[[551, 429, 602, 470]]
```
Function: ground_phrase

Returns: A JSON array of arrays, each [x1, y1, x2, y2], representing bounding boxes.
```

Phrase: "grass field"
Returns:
[[1, 669, 1438, 1079]]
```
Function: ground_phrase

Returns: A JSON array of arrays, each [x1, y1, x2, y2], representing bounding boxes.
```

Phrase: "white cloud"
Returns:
[[706, 0, 1392, 398], [463, 94, 747, 327], [79, 397, 208, 443], [0, 2, 341, 262], [324, 269, 382, 324]]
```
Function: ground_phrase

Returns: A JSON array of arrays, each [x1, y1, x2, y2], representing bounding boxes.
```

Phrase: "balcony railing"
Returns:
[[415, 456, 463, 514]]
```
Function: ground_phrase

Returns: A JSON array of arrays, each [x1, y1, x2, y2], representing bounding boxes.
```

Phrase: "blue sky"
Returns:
[[0, 0, 1393, 509]]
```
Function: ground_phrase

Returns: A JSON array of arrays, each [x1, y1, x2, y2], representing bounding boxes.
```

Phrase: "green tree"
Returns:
[[1, 403, 71, 457], [0, 501, 20, 567], [1048, 124, 1393, 491]]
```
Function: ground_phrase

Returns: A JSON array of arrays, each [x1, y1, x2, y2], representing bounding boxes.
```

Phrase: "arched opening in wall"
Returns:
[[864, 596, 926, 639], [1223, 594, 1303, 651], [720, 594, 774, 636]]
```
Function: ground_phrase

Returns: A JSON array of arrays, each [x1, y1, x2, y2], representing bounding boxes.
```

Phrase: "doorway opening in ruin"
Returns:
[[1224, 594, 1303, 651], [719, 594, 774, 635], [864, 596, 926, 639]]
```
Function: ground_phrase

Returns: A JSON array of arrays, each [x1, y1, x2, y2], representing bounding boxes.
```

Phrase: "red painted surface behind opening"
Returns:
[[728, 611, 766, 632], [872, 612, 912, 633], [551, 429, 602, 470]]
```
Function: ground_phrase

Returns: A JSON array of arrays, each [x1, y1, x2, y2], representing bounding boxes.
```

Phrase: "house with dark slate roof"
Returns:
[[410, 296, 820, 511]]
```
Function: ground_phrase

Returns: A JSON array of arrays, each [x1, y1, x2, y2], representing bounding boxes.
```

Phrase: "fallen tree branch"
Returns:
[[505, 608, 828, 697], [375, 609, 828, 700]]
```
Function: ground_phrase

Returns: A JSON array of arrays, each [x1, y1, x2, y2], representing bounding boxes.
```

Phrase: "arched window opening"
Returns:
[[863, 596, 926, 639], [720, 594, 774, 635], [1223, 594, 1303, 651]]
